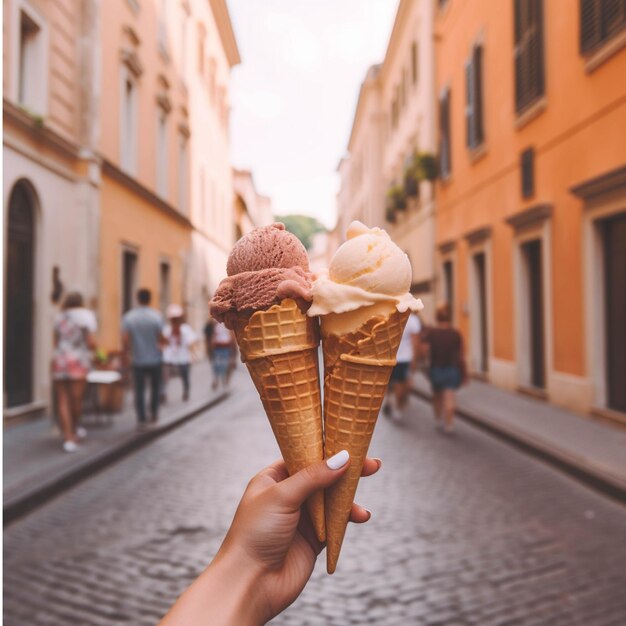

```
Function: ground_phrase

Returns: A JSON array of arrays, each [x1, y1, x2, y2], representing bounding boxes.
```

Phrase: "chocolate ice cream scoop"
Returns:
[[226, 223, 309, 276], [210, 223, 313, 323]]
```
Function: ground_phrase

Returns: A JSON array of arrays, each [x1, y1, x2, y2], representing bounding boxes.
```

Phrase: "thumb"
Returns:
[[275, 450, 350, 511]]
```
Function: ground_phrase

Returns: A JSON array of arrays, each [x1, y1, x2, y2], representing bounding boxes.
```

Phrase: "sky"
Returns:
[[228, 0, 400, 229]]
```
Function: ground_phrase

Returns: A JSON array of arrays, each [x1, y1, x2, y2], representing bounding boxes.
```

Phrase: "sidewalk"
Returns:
[[412, 373, 626, 500], [4, 360, 231, 523]]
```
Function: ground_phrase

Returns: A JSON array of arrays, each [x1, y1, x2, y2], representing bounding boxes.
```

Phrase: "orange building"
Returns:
[[434, 0, 626, 423]]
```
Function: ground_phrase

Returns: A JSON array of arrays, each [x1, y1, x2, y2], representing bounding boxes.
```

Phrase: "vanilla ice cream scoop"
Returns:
[[308, 221, 423, 320], [329, 221, 412, 296]]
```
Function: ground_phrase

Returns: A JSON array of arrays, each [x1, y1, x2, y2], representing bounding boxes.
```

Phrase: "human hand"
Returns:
[[160, 452, 381, 626]]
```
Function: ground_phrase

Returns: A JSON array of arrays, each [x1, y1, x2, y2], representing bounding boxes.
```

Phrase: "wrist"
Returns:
[[206, 546, 267, 626], [159, 546, 266, 626]]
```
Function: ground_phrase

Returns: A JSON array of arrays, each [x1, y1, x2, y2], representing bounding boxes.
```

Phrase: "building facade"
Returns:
[[3, 0, 100, 419], [233, 168, 273, 240], [434, 0, 626, 422], [186, 0, 240, 333], [3, 0, 244, 420], [98, 0, 196, 349], [336, 0, 437, 319]]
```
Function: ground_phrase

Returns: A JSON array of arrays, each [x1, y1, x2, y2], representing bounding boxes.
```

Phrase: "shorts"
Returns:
[[429, 365, 462, 391], [389, 361, 410, 383], [212, 346, 232, 377]]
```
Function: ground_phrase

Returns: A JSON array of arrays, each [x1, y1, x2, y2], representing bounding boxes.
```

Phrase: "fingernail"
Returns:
[[326, 450, 350, 470], [365, 509, 372, 519], [374, 458, 383, 469]]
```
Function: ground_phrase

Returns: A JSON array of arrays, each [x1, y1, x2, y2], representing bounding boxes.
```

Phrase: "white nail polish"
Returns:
[[326, 450, 350, 470]]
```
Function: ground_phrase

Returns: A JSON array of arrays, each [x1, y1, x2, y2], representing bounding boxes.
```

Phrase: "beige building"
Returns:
[[336, 0, 437, 319], [3, 0, 245, 419], [98, 0, 196, 349], [185, 0, 241, 332], [3, 0, 100, 419], [233, 168, 273, 239]]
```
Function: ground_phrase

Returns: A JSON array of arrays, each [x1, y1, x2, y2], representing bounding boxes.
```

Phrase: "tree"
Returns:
[[276, 214, 326, 250]]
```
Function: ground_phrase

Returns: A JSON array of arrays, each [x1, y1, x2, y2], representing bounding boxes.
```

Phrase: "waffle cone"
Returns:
[[227, 299, 325, 542], [322, 309, 409, 573]]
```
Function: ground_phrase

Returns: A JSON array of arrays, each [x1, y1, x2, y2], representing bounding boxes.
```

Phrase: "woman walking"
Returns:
[[52, 292, 97, 452], [207, 320, 237, 390], [421, 303, 467, 433], [163, 304, 198, 402]]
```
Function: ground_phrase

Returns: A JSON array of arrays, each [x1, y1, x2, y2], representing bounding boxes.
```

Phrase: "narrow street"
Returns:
[[4, 372, 626, 626]]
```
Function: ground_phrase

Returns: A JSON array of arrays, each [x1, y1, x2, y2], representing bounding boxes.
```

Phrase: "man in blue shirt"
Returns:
[[122, 288, 165, 428]]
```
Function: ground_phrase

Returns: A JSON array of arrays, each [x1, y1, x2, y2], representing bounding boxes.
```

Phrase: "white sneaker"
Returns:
[[63, 440, 79, 453], [76, 426, 87, 439], [391, 407, 403, 422]]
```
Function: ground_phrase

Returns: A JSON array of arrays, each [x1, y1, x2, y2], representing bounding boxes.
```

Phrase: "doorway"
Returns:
[[5, 182, 36, 407], [473, 252, 488, 373], [522, 240, 545, 389], [603, 213, 626, 412], [122, 249, 138, 314]]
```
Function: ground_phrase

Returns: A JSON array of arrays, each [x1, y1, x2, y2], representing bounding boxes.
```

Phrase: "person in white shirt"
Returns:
[[385, 312, 422, 421], [162, 304, 198, 402], [52, 291, 97, 452]]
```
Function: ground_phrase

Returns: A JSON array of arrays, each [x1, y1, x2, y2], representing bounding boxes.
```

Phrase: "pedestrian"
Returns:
[[162, 304, 198, 403], [385, 312, 422, 421], [122, 288, 165, 429], [421, 303, 467, 433], [159, 451, 381, 626], [207, 319, 237, 390], [51, 291, 97, 452]]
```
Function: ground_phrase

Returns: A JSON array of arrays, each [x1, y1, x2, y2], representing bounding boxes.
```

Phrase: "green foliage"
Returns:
[[275, 214, 326, 250], [386, 185, 407, 211], [407, 151, 438, 182]]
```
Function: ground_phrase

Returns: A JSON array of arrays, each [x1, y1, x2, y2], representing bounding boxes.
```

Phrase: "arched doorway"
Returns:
[[5, 181, 36, 408]]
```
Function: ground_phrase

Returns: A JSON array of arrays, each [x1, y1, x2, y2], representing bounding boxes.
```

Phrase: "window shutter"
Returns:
[[439, 89, 451, 177], [520, 147, 535, 198], [601, 0, 626, 37], [514, 0, 545, 112], [465, 59, 475, 148], [580, 0, 626, 53], [474, 45, 484, 145], [528, 0, 544, 100]]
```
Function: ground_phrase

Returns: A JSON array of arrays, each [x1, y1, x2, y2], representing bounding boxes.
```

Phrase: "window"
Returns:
[[411, 42, 418, 85], [159, 260, 171, 315], [17, 7, 45, 113], [580, 0, 626, 53], [200, 168, 206, 227], [178, 133, 189, 213], [520, 147, 535, 197], [158, 0, 168, 56], [181, 9, 188, 82], [465, 43, 485, 149], [198, 23, 206, 74], [439, 88, 452, 178], [122, 249, 138, 314], [391, 97, 398, 130], [156, 109, 168, 198], [443, 260, 455, 321], [121, 71, 138, 174], [514, 0, 545, 113], [401, 69, 407, 107]]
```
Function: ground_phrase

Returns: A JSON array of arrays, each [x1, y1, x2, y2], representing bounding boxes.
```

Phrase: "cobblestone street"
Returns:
[[4, 372, 626, 626]]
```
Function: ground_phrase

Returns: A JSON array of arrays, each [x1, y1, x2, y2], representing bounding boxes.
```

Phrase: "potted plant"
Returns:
[[385, 205, 397, 223], [387, 184, 407, 211], [415, 152, 438, 181], [403, 166, 419, 198]]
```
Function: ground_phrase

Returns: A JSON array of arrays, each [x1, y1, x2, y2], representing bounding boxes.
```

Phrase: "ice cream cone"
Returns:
[[322, 308, 409, 573], [227, 298, 326, 543]]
